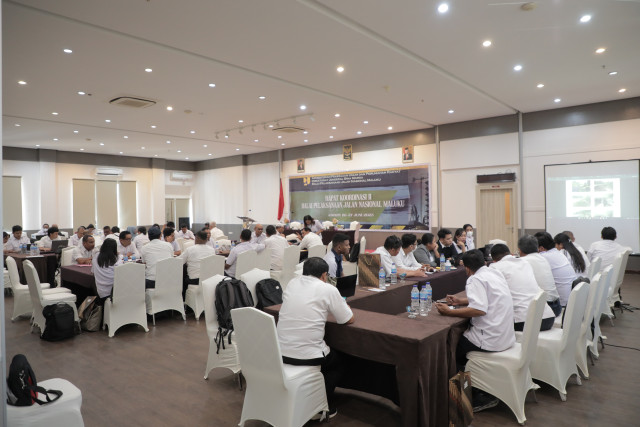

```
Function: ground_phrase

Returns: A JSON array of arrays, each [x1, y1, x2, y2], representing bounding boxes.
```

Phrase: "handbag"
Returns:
[[357, 253, 381, 287], [78, 296, 103, 332], [448, 371, 473, 427]]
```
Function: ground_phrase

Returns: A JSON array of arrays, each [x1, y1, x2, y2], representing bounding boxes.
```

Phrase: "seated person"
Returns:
[[276, 223, 286, 237], [91, 239, 123, 305], [587, 226, 625, 273], [453, 228, 467, 255], [3, 231, 10, 252], [108, 226, 120, 239], [69, 226, 85, 247], [373, 235, 426, 278], [37, 226, 62, 250], [490, 244, 556, 331], [395, 234, 431, 272], [323, 233, 350, 278], [179, 231, 216, 297], [102, 226, 112, 239], [209, 221, 224, 240], [264, 225, 289, 271], [251, 224, 266, 245], [562, 230, 588, 259], [436, 228, 456, 262], [163, 227, 181, 256], [36, 223, 50, 236], [86, 224, 96, 235], [413, 233, 439, 267], [435, 249, 515, 412], [72, 235, 96, 265], [117, 231, 140, 258], [463, 224, 475, 250], [554, 233, 589, 276], [6, 225, 31, 252], [134, 226, 149, 252], [177, 224, 195, 240], [518, 235, 562, 316], [277, 257, 354, 418], [225, 229, 265, 278], [203, 228, 215, 249], [300, 227, 324, 249], [303, 215, 324, 234], [535, 232, 577, 307], [140, 227, 174, 289]]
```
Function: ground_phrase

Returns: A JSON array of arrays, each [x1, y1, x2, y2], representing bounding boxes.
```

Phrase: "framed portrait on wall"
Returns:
[[297, 158, 305, 173], [343, 144, 352, 161], [402, 145, 414, 163]]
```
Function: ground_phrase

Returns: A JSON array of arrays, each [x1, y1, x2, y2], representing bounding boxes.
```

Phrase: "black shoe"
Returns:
[[472, 390, 499, 413]]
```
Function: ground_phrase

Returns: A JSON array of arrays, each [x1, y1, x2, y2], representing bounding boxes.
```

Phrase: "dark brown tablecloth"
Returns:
[[265, 268, 468, 427], [6, 253, 58, 287], [61, 265, 97, 303]]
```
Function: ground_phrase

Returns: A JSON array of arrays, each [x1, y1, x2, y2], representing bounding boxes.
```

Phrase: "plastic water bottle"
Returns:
[[445, 259, 451, 271], [419, 286, 428, 316], [410, 285, 420, 318], [231, 241, 236, 249], [21, 244, 26, 254], [425, 282, 432, 312], [378, 267, 386, 290], [30, 244, 36, 256], [34, 245, 40, 256], [123, 255, 128, 263], [440, 253, 445, 268], [131, 255, 137, 263], [390, 263, 397, 285], [215, 241, 220, 254]]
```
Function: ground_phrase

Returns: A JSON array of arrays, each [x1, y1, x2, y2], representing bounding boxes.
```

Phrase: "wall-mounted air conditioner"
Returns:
[[94, 167, 124, 178], [170, 172, 194, 182]]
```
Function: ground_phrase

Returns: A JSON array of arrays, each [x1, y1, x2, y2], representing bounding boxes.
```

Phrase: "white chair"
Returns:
[[586, 256, 601, 280], [466, 291, 546, 425], [3, 268, 10, 294], [185, 254, 225, 320], [289, 221, 302, 230], [349, 221, 360, 230], [254, 248, 272, 272], [529, 282, 589, 401], [359, 236, 366, 255], [61, 247, 75, 267], [307, 245, 326, 259], [271, 246, 300, 289], [216, 239, 232, 252], [240, 268, 271, 304], [103, 263, 148, 337], [231, 307, 329, 427], [608, 247, 632, 312], [182, 240, 195, 251], [576, 273, 601, 379], [23, 260, 78, 336], [235, 250, 257, 279], [145, 257, 185, 325], [599, 253, 623, 324], [215, 235, 228, 241], [202, 275, 241, 380], [591, 265, 613, 358], [6, 378, 84, 427], [326, 241, 333, 253], [322, 220, 333, 229], [176, 237, 185, 251]]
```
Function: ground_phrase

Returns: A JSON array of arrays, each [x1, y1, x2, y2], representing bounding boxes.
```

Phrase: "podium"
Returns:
[[237, 216, 256, 229]]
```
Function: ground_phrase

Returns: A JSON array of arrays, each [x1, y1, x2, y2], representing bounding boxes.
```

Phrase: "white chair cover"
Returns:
[[176, 237, 185, 251], [254, 248, 272, 272], [349, 221, 360, 230], [608, 247, 631, 308], [182, 240, 195, 251], [599, 253, 623, 322], [215, 235, 228, 241], [271, 246, 300, 289], [240, 268, 270, 304], [231, 307, 328, 427], [7, 378, 84, 427], [466, 291, 546, 424], [530, 282, 589, 400], [591, 265, 613, 358], [202, 274, 241, 379], [321, 221, 333, 229], [576, 273, 601, 379], [359, 236, 366, 255], [145, 257, 185, 325], [289, 222, 302, 230], [307, 245, 326, 259], [103, 263, 148, 337], [216, 239, 232, 252], [61, 247, 75, 267], [185, 254, 225, 320], [586, 256, 601, 280], [235, 250, 257, 279]]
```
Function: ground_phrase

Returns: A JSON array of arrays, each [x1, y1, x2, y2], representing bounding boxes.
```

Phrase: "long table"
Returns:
[[6, 253, 58, 286], [60, 265, 97, 303], [266, 268, 468, 427]]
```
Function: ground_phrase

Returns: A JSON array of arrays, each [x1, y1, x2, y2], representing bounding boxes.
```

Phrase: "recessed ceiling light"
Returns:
[[618, 88, 627, 93], [35, 144, 40, 147], [236, 148, 240, 151], [332, 126, 337, 130], [595, 48, 606, 54], [608, 71, 618, 76], [304, 139, 308, 142], [14, 124, 21, 127], [63, 48, 73, 54], [438, 3, 449, 13], [166, 140, 171, 144], [329, 136, 334, 139], [513, 64, 523, 71], [208, 153, 212, 156], [258, 96, 266, 100], [177, 150, 182, 153], [166, 106, 173, 111], [254, 139, 259, 142], [238, 120, 244, 123], [119, 151, 123, 154], [53, 138, 58, 141], [580, 15, 592, 23], [190, 130, 196, 134], [123, 136, 129, 139], [18, 80, 27, 85], [281, 143, 286, 146], [185, 157, 189, 160], [155, 154, 158, 157], [77, 91, 86, 95], [357, 131, 362, 135], [73, 130, 79, 133], [363, 120, 369, 124], [387, 126, 393, 130], [334, 113, 340, 117], [336, 66, 345, 73], [144, 68, 152, 72], [141, 147, 145, 150], [299, 105, 307, 110], [303, 131, 308, 134], [80, 148, 85, 151], [52, 112, 59, 115], [268, 124, 274, 128], [208, 83, 216, 88], [99, 143, 104, 146], [151, 125, 157, 129], [448, 109, 455, 114], [105, 119, 110, 122], [482, 40, 492, 47], [278, 135, 282, 139], [203, 144, 208, 148], [537, 83, 545, 88], [554, 98, 562, 103]]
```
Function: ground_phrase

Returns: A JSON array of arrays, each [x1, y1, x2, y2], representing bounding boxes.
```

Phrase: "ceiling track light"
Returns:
[[213, 113, 313, 137]]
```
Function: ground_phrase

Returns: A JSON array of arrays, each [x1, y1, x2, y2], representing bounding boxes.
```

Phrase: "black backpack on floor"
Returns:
[[6, 354, 62, 406], [255, 278, 283, 310], [41, 303, 76, 342], [214, 278, 254, 353]]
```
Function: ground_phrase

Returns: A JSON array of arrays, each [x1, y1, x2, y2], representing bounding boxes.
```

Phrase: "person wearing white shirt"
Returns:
[[374, 236, 426, 278], [436, 249, 515, 411], [490, 244, 556, 330], [37, 226, 62, 250], [303, 215, 324, 234], [36, 223, 49, 236], [587, 226, 625, 273], [277, 257, 354, 416], [163, 228, 181, 256], [394, 234, 430, 272], [517, 235, 562, 316], [299, 227, 324, 250], [140, 227, 174, 289], [178, 231, 216, 297], [209, 221, 224, 241], [323, 233, 350, 278], [134, 226, 150, 252], [72, 235, 96, 265], [69, 226, 85, 247], [6, 226, 31, 252], [177, 225, 195, 240], [116, 231, 140, 258], [251, 224, 267, 245], [554, 233, 589, 276], [464, 224, 475, 250], [3, 232, 10, 252], [276, 223, 286, 238], [535, 232, 577, 307], [91, 238, 124, 303], [225, 229, 265, 278], [264, 225, 290, 271]]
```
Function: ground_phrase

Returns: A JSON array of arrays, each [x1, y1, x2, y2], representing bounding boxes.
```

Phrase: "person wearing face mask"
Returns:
[[414, 233, 440, 267], [464, 224, 475, 250], [395, 234, 432, 272], [436, 228, 456, 262], [36, 223, 50, 236]]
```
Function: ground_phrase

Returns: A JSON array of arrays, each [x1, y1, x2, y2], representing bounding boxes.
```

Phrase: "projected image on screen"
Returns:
[[566, 178, 620, 218]]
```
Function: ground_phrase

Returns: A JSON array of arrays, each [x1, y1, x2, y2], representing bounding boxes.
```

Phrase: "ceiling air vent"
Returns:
[[272, 126, 305, 133], [109, 96, 157, 108]]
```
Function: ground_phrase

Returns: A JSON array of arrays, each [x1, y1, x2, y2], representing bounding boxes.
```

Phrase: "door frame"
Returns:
[[475, 182, 519, 249]]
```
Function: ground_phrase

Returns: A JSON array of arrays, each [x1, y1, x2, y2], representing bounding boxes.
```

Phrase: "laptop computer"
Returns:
[[336, 274, 357, 298], [51, 239, 69, 254]]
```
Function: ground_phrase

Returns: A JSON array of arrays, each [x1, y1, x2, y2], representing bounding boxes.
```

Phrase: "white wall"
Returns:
[[193, 166, 244, 224]]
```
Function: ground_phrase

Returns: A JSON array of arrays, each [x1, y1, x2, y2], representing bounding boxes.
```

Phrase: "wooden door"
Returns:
[[476, 183, 518, 250]]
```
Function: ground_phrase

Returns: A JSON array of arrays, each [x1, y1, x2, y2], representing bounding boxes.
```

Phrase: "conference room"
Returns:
[[2, 1, 640, 426]]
